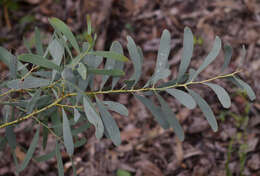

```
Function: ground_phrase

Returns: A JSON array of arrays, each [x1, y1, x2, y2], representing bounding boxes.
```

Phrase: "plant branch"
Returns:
[[32, 116, 64, 144], [56, 104, 83, 109], [0, 79, 62, 98], [20, 65, 39, 81], [0, 94, 70, 128], [0, 70, 241, 129]]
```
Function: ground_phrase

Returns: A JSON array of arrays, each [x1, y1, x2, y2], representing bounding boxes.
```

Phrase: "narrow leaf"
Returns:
[[61, 67, 76, 84], [137, 46, 144, 65], [57, 34, 73, 59], [0, 47, 12, 68], [77, 63, 87, 80], [96, 98, 121, 146], [26, 90, 41, 114], [36, 139, 86, 162], [101, 42, 118, 89], [35, 151, 55, 162], [134, 95, 169, 129], [48, 17, 80, 53], [0, 137, 7, 150], [55, 142, 64, 176], [127, 36, 142, 87], [71, 157, 77, 176], [10, 55, 17, 79], [177, 27, 194, 81], [0, 47, 27, 72], [156, 29, 171, 70], [6, 76, 50, 90], [166, 88, 196, 109], [42, 118, 49, 150], [48, 39, 64, 81], [74, 137, 87, 148], [87, 15, 92, 35], [155, 93, 184, 141], [18, 129, 39, 172], [152, 29, 171, 84], [82, 43, 103, 68], [73, 108, 81, 122], [89, 51, 128, 62], [72, 122, 91, 136], [23, 38, 32, 53], [3, 105, 16, 150], [83, 97, 104, 139], [204, 83, 231, 108], [192, 36, 221, 80], [12, 150, 19, 172], [49, 39, 64, 65], [62, 108, 74, 156], [35, 27, 44, 56], [18, 54, 60, 71], [221, 44, 233, 72], [51, 111, 62, 137], [32, 70, 52, 79], [186, 68, 196, 83], [158, 74, 188, 88], [187, 89, 218, 132], [228, 76, 256, 101], [88, 68, 124, 77], [239, 45, 246, 67], [147, 69, 171, 87], [112, 42, 124, 89], [103, 101, 129, 116], [123, 80, 135, 89]]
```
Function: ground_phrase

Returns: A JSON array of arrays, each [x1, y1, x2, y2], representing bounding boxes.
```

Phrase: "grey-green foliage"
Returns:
[[155, 93, 184, 141], [187, 88, 218, 132], [135, 94, 170, 129], [18, 54, 61, 71], [83, 96, 104, 139], [166, 88, 196, 109], [191, 36, 222, 81], [111, 42, 125, 89], [177, 27, 194, 82], [62, 108, 74, 156], [204, 83, 231, 108], [55, 142, 64, 176], [150, 29, 171, 85], [101, 42, 120, 89], [96, 98, 121, 146], [6, 76, 50, 90], [49, 17, 80, 54], [145, 29, 171, 87], [0, 17, 255, 175], [103, 101, 129, 116], [127, 36, 142, 87], [35, 27, 44, 56], [221, 44, 233, 72], [3, 105, 16, 150], [18, 129, 39, 172]]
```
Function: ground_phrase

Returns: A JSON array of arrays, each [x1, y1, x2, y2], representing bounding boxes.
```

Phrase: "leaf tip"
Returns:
[[123, 56, 129, 62], [184, 26, 192, 32]]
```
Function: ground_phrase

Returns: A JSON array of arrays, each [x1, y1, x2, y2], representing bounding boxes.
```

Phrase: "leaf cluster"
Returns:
[[0, 17, 255, 175]]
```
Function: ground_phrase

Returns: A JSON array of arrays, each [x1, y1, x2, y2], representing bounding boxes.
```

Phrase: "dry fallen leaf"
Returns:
[[173, 138, 184, 164], [135, 160, 163, 176], [121, 128, 141, 141], [15, 147, 26, 162], [247, 154, 260, 170]]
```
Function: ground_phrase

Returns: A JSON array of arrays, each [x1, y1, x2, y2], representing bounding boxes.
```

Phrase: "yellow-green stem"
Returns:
[[0, 70, 241, 129]]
